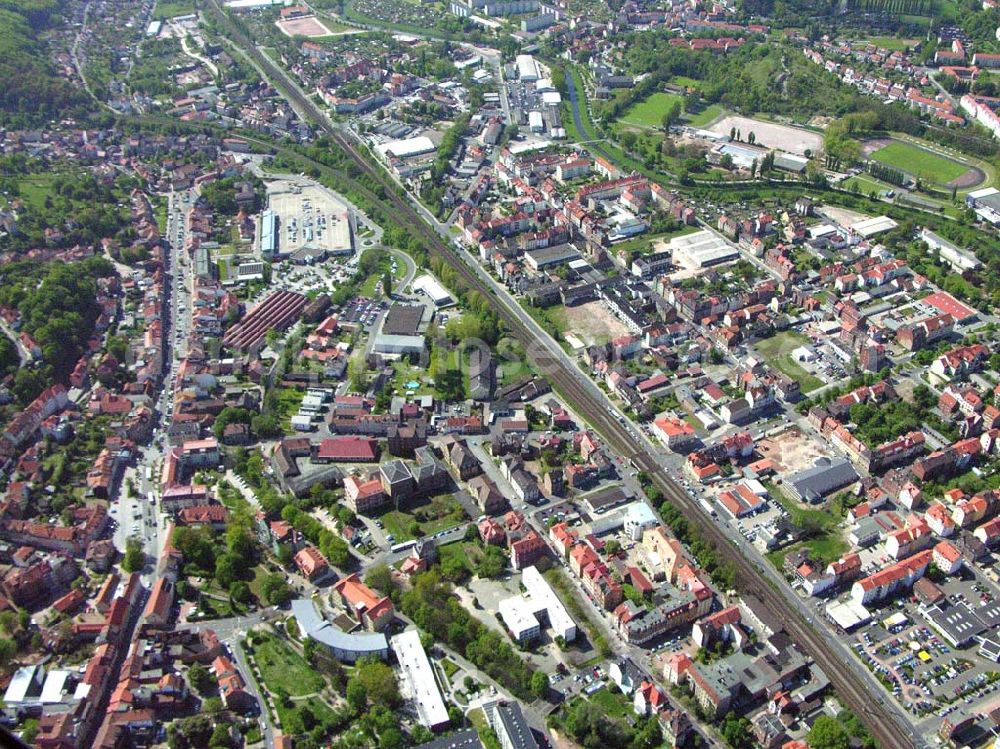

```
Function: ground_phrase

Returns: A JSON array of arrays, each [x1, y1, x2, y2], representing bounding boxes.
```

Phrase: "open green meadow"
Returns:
[[620, 92, 684, 128]]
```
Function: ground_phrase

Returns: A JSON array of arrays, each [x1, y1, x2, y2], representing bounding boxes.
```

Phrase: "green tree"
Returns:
[[353, 658, 401, 708], [382, 271, 393, 298], [365, 564, 395, 596], [720, 715, 753, 749], [215, 553, 241, 588], [808, 716, 850, 749], [346, 678, 368, 712], [209, 724, 233, 749], [530, 670, 548, 699], [188, 663, 214, 694], [213, 406, 254, 441], [348, 352, 368, 393], [19, 719, 39, 745], [475, 546, 507, 579], [441, 553, 470, 583], [661, 100, 682, 131], [122, 537, 145, 573], [229, 581, 252, 605], [261, 573, 293, 606], [0, 637, 16, 669]]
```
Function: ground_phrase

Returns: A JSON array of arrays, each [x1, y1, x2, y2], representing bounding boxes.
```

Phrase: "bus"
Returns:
[[390, 540, 417, 554], [148, 492, 157, 505]]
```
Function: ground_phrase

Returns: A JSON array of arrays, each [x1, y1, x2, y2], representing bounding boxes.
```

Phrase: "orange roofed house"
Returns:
[[294, 545, 333, 582], [213, 655, 256, 713], [333, 573, 395, 631]]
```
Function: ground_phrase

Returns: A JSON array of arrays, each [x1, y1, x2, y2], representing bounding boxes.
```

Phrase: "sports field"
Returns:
[[620, 92, 683, 128], [708, 114, 823, 156], [870, 141, 967, 184], [276, 15, 335, 37]]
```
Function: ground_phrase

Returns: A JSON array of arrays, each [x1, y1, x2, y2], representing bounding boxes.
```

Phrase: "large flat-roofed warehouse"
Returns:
[[412, 275, 454, 308], [375, 136, 436, 160], [373, 334, 425, 357], [515, 54, 539, 81], [669, 229, 739, 269], [966, 186, 1000, 225], [390, 629, 450, 730], [260, 210, 277, 257], [382, 304, 427, 336], [785, 456, 859, 504], [850, 215, 897, 239], [223, 290, 306, 353], [264, 179, 353, 258], [524, 243, 581, 272]]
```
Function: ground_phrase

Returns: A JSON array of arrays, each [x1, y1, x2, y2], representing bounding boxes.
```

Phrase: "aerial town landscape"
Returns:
[[5, 0, 1000, 748]]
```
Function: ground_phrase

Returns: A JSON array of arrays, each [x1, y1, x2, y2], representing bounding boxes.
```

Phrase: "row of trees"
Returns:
[[864, 160, 907, 187]]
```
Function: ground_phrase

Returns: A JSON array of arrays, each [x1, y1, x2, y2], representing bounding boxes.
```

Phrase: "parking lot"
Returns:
[[340, 296, 388, 327], [850, 573, 1000, 717]]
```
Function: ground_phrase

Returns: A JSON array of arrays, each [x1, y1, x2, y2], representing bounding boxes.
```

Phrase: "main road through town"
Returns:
[[202, 3, 921, 745]]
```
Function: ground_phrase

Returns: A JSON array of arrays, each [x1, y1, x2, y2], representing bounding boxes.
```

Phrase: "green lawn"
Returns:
[[620, 92, 684, 128], [437, 540, 483, 573], [17, 173, 63, 210], [766, 482, 848, 567], [841, 174, 895, 196], [247, 565, 272, 602], [154, 197, 167, 233], [154, 0, 196, 17], [195, 592, 242, 619], [768, 535, 848, 569], [468, 708, 503, 749], [359, 251, 406, 297], [612, 225, 699, 256], [378, 496, 466, 541], [871, 141, 968, 184], [441, 658, 460, 680], [670, 75, 702, 90], [755, 331, 823, 393], [498, 357, 531, 387], [274, 697, 341, 735], [746, 56, 780, 86], [250, 632, 326, 697], [390, 360, 434, 397], [588, 687, 633, 718], [685, 104, 725, 128], [862, 36, 919, 51], [270, 387, 304, 431]]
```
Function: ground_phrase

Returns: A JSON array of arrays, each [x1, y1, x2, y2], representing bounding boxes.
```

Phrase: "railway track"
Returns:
[[203, 4, 918, 746]]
